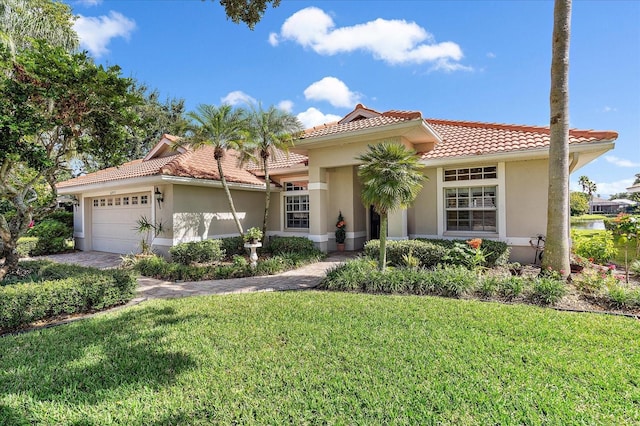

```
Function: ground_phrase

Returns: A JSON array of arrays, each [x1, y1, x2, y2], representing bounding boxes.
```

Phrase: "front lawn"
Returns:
[[1, 292, 638, 424]]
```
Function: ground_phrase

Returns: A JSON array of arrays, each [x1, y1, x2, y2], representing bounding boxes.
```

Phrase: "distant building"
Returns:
[[591, 197, 637, 214]]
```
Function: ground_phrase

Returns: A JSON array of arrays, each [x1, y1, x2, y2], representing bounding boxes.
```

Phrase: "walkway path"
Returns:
[[137, 253, 350, 299]]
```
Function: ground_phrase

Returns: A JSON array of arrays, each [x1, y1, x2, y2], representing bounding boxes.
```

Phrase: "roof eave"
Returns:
[[419, 139, 615, 167]]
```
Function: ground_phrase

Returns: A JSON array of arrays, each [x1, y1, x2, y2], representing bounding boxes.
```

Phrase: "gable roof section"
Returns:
[[422, 119, 618, 160]]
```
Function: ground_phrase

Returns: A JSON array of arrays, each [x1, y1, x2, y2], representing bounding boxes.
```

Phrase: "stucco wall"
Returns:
[[408, 168, 438, 236], [505, 159, 549, 239], [172, 185, 274, 242]]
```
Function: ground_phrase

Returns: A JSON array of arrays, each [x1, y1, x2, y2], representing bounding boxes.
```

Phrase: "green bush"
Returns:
[[321, 258, 376, 291], [429, 264, 477, 297], [365, 239, 509, 269], [364, 239, 448, 269], [607, 284, 640, 309], [570, 192, 589, 216], [169, 239, 225, 265], [27, 218, 73, 256], [42, 210, 73, 228], [478, 276, 500, 298], [498, 276, 527, 300], [16, 237, 38, 258], [571, 230, 617, 264], [268, 236, 318, 255], [0, 261, 136, 332], [530, 277, 567, 305], [220, 236, 246, 258]]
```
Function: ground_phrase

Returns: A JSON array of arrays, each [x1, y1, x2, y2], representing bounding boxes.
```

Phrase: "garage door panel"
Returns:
[[92, 193, 151, 254]]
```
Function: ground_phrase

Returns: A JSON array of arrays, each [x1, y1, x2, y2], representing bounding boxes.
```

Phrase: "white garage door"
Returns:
[[92, 192, 152, 254]]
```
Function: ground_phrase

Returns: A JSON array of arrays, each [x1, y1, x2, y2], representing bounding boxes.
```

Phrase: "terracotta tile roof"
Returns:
[[56, 155, 179, 188], [302, 114, 415, 139], [161, 146, 265, 186], [244, 149, 308, 171], [421, 119, 618, 160], [57, 140, 268, 190]]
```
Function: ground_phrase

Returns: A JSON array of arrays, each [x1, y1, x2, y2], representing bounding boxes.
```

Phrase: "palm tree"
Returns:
[[578, 176, 597, 214], [0, 0, 78, 56], [244, 104, 303, 242], [543, 0, 572, 278], [357, 142, 425, 271], [185, 104, 249, 237]]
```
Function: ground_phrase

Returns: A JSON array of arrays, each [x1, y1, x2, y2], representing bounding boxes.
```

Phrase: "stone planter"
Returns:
[[336, 243, 345, 252]]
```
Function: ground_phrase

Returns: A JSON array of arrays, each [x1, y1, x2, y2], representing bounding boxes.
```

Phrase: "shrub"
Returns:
[[571, 230, 617, 264], [220, 236, 246, 258], [43, 210, 73, 228], [630, 260, 640, 276], [232, 255, 249, 269], [169, 240, 225, 265], [530, 277, 567, 305], [321, 258, 377, 291], [0, 261, 136, 332], [268, 236, 318, 255], [478, 276, 500, 298], [16, 237, 38, 258], [429, 264, 477, 297], [255, 257, 286, 275], [27, 218, 73, 256], [572, 269, 617, 295], [607, 284, 640, 309], [364, 239, 448, 269], [498, 276, 527, 300]]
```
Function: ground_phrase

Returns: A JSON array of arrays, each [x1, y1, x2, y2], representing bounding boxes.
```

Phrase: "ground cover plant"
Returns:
[[0, 291, 637, 424], [134, 236, 323, 281], [0, 261, 136, 332]]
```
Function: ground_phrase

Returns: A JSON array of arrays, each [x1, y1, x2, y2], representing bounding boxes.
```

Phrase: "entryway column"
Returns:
[[308, 166, 328, 252], [387, 208, 408, 240]]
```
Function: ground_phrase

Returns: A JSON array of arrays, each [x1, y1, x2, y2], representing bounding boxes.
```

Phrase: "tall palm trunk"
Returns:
[[378, 212, 388, 271], [543, 0, 572, 278], [261, 153, 270, 244], [216, 157, 244, 237]]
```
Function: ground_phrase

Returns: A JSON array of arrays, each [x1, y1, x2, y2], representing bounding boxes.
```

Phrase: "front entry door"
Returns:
[[369, 206, 380, 240]]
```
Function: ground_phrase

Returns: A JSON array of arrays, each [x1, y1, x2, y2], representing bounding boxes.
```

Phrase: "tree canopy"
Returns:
[[0, 41, 141, 279], [207, 0, 281, 29]]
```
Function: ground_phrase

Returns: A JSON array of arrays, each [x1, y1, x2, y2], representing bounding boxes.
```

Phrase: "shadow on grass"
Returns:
[[0, 304, 199, 422]]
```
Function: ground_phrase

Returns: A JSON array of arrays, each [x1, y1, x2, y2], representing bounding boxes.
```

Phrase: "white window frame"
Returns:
[[280, 178, 309, 231], [437, 163, 506, 239]]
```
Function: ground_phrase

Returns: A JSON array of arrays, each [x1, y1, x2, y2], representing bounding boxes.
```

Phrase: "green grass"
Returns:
[[1, 292, 638, 425], [570, 214, 609, 223]]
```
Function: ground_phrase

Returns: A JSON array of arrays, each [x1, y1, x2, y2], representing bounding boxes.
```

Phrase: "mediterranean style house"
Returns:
[[56, 104, 617, 263]]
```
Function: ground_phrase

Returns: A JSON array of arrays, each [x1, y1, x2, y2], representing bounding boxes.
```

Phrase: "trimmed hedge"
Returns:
[[135, 251, 324, 282], [364, 238, 509, 269], [0, 261, 136, 332], [169, 239, 225, 265], [268, 236, 319, 255], [26, 215, 73, 256], [220, 236, 246, 258], [16, 237, 38, 258]]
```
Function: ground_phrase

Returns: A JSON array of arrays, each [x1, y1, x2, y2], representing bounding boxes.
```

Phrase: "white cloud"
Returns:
[[602, 106, 617, 113], [277, 100, 294, 112], [303, 77, 360, 108], [273, 7, 469, 70], [430, 58, 474, 73], [76, 0, 102, 6], [268, 32, 279, 46], [486, 52, 496, 58], [74, 11, 135, 57], [221, 91, 256, 106], [605, 156, 640, 168], [296, 107, 342, 128]]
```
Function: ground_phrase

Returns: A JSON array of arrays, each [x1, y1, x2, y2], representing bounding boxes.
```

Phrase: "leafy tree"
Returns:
[[125, 83, 188, 162], [184, 104, 249, 237], [0, 41, 141, 279], [206, 0, 281, 29], [543, 0, 572, 278], [357, 143, 425, 271], [569, 191, 589, 216], [0, 0, 78, 55], [244, 104, 303, 242]]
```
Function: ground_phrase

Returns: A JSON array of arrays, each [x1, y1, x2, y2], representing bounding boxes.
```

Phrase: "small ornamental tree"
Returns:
[[357, 143, 425, 271], [0, 41, 141, 279], [610, 213, 640, 283]]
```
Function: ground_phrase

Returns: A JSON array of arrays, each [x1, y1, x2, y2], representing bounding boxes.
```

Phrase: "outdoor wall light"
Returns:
[[72, 195, 80, 208], [154, 187, 164, 208]]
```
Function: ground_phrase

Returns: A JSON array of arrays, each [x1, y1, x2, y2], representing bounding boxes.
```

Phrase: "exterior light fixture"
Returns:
[[154, 187, 164, 208], [72, 195, 80, 208]]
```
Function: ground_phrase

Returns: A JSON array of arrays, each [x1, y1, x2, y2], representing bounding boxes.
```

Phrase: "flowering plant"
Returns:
[[335, 211, 346, 244]]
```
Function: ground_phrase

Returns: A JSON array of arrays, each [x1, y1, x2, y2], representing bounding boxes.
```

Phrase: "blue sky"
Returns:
[[66, 0, 639, 197]]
